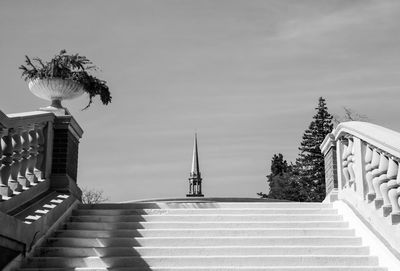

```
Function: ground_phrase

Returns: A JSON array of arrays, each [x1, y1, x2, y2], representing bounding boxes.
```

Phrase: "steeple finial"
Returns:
[[190, 133, 200, 178], [187, 133, 204, 197]]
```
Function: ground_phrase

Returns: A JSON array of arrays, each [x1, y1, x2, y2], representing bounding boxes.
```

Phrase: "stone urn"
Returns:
[[28, 78, 84, 114]]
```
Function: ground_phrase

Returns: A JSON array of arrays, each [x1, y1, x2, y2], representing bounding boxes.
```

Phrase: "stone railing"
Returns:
[[321, 121, 400, 251], [0, 109, 83, 269], [0, 111, 53, 200]]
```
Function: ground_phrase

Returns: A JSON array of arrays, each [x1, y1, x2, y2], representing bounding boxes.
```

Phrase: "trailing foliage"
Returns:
[[19, 50, 111, 109]]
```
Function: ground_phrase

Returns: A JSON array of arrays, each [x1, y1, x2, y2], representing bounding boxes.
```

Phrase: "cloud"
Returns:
[[3, 0, 400, 201], [273, 1, 400, 42]]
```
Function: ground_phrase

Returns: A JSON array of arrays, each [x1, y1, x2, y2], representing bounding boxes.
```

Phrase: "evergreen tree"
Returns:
[[259, 153, 299, 201], [266, 154, 307, 201], [270, 153, 288, 176], [296, 97, 333, 202], [267, 154, 289, 199], [258, 153, 288, 199], [258, 97, 334, 202]]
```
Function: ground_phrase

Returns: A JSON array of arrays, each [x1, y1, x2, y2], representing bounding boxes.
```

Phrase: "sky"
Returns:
[[1, 0, 400, 202]]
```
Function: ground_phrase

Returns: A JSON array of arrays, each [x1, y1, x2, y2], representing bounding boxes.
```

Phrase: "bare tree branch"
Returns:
[[81, 187, 109, 204], [333, 106, 369, 127]]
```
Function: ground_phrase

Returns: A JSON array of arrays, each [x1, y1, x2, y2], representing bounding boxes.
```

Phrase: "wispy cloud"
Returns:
[[273, 1, 399, 41]]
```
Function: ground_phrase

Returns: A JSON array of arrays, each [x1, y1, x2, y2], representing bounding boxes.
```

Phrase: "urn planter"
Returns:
[[28, 78, 84, 110], [20, 50, 111, 112]]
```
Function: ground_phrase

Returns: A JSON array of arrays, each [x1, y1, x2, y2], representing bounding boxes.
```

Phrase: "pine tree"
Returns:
[[258, 97, 334, 202], [296, 97, 333, 202]]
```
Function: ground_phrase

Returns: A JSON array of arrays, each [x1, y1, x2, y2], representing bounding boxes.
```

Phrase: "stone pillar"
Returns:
[[336, 140, 345, 192], [50, 115, 83, 200], [322, 134, 338, 195]]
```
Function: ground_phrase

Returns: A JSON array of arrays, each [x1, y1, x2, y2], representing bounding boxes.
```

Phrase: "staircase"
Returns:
[[19, 200, 387, 270]]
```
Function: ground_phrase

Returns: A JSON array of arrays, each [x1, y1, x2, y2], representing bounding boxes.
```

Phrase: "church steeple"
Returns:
[[187, 133, 204, 197]]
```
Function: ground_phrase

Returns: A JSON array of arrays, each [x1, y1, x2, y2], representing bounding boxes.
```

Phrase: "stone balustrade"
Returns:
[[321, 121, 400, 224], [0, 109, 83, 268], [0, 110, 83, 207], [0, 111, 54, 200]]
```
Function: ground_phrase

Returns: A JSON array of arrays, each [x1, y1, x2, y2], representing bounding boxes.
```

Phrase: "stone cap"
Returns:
[[327, 121, 400, 158]]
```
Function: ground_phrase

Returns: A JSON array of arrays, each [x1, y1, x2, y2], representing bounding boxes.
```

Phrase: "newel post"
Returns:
[[321, 133, 338, 202], [49, 114, 83, 200]]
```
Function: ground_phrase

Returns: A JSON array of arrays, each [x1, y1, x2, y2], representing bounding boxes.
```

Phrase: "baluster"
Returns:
[[365, 149, 380, 201], [26, 125, 38, 184], [34, 123, 45, 181], [347, 139, 356, 188], [380, 158, 398, 205], [364, 145, 374, 197], [372, 154, 389, 205], [388, 167, 400, 214], [18, 129, 30, 187], [9, 127, 23, 192], [0, 129, 13, 197], [342, 141, 351, 187], [0, 128, 5, 200]]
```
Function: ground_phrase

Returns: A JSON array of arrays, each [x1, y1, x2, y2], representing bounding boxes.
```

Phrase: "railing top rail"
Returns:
[[324, 121, 400, 158], [0, 110, 55, 128]]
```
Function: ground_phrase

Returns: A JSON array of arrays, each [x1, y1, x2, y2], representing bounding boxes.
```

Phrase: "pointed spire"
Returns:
[[187, 133, 204, 197], [190, 133, 200, 178]]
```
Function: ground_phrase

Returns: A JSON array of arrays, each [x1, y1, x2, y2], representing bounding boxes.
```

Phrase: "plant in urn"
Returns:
[[19, 50, 111, 115]]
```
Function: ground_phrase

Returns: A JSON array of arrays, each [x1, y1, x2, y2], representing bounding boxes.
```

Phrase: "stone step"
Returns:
[[22, 255, 379, 268], [17, 267, 389, 271], [54, 228, 356, 238], [46, 236, 362, 247], [19, 201, 388, 271], [69, 214, 343, 223], [19, 266, 387, 271], [78, 202, 333, 210], [35, 245, 371, 257], [20, 266, 387, 271], [65, 221, 350, 230], [73, 208, 338, 216], [11, 191, 59, 220]]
